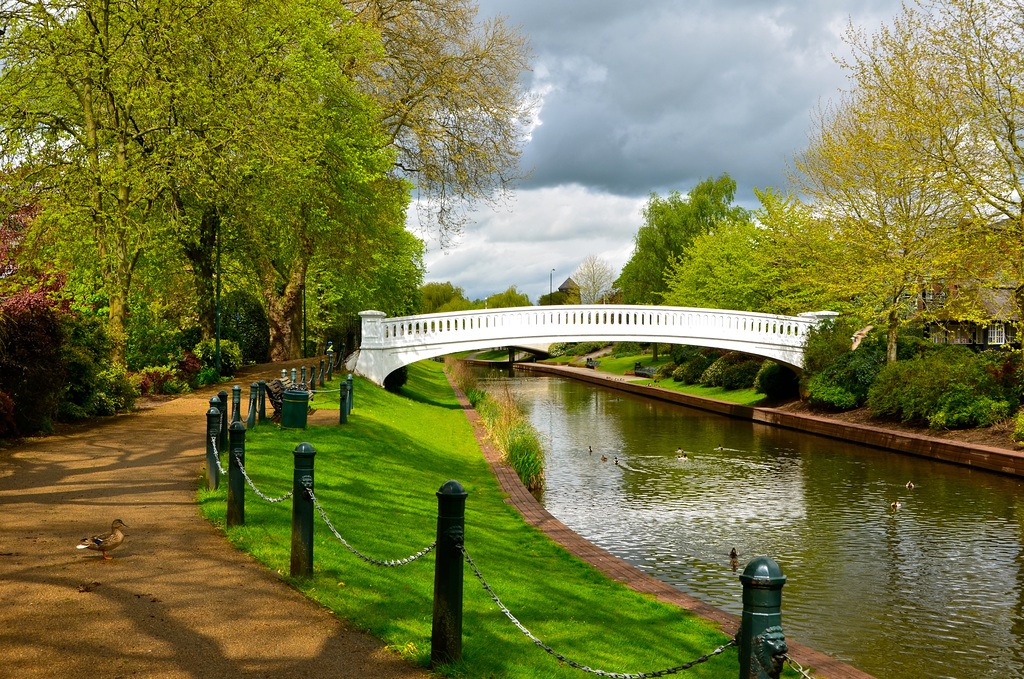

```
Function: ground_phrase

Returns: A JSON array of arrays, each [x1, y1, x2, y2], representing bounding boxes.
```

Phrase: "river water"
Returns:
[[478, 369, 1024, 679]]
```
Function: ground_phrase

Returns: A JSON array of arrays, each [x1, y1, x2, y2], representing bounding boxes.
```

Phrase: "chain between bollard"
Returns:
[[781, 655, 819, 679], [232, 452, 294, 503], [459, 544, 737, 677], [307, 487, 436, 566], [208, 435, 228, 475]]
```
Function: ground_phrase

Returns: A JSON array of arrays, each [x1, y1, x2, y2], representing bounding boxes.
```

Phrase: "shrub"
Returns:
[[614, 342, 643, 357], [677, 350, 722, 384], [193, 338, 243, 376], [927, 387, 1009, 430], [56, 313, 113, 422], [548, 343, 573, 357], [132, 365, 191, 396], [95, 364, 138, 413], [222, 290, 270, 365], [754, 362, 799, 401], [801, 316, 860, 378], [176, 351, 202, 384], [806, 374, 859, 411], [1013, 411, 1024, 442], [194, 366, 222, 387], [0, 390, 15, 437], [383, 366, 408, 393], [656, 362, 677, 378], [0, 296, 66, 435], [720, 359, 763, 390], [444, 356, 477, 393]]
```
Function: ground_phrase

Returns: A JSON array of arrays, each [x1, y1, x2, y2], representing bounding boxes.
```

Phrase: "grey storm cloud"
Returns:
[[481, 0, 905, 199], [421, 0, 907, 301]]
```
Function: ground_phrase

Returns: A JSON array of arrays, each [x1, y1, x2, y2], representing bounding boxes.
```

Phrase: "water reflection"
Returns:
[[481, 369, 1024, 679]]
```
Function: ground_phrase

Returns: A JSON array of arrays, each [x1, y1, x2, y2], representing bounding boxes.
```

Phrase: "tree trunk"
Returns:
[[266, 266, 305, 361], [182, 206, 219, 340], [886, 307, 899, 363]]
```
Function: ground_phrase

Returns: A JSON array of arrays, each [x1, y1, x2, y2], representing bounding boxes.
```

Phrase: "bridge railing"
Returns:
[[361, 305, 819, 350]]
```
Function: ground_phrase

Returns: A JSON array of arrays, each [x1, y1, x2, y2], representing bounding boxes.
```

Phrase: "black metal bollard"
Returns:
[[217, 389, 229, 456], [346, 374, 354, 413], [231, 384, 242, 423], [339, 381, 348, 425], [290, 442, 317, 577], [206, 402, 221, 491], [738, 557, 788, 679], [319, 358, 325, 387], [227, 421, 246, 527], [246, 382, 258, 429], [431, 480, 468, 668], [258, 380, 267, 422]]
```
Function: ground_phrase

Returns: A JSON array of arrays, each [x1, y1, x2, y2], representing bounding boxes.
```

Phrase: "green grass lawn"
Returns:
[[197, 361, 767, 678]]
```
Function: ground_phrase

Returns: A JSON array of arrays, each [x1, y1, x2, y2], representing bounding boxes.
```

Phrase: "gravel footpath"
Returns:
[[0, 360, 429, 679]]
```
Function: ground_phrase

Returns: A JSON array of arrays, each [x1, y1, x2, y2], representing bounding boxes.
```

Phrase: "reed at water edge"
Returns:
[[445, 357, 545, 492]]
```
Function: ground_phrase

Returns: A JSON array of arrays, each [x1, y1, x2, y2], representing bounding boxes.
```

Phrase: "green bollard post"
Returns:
[[431, 480, 468, 668], [291, 368, 297, 385], [206, 403, 221, 491], [310, 364, 316, 391], [346, 374, 354, 413], [319, 359, 325, 387], [338, 381, 348, 425], [258, 380, 267, 422], [246, 382, 258, 429], [227, 421, 246, 527], [738, 557, 788, 679], [216, 389, 229, 457], [300, 366, 306, 387], [231, 384, 242, 423], [290, 442, 316, 577], [326, 351, 333, 381]]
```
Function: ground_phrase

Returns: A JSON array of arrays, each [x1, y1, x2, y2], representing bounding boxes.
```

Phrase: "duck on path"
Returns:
[[77, 519, 128, 560]]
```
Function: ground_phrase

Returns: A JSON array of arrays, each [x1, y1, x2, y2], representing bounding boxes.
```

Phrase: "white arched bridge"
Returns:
[[349, 304, 836, 386]]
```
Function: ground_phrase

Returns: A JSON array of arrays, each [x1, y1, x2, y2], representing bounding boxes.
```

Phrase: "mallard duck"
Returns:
[[729, 548, 740, 571], [77, 519, 128, 560], [906, 481, 914, 489], [588, 445, 593, 455], [601, 455, 608, 462], [714, 444, 724, 451], [891, 500, 901, 511], [677, 453, 689, 461]]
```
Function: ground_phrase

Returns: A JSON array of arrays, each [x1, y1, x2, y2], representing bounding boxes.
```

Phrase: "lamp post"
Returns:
[[549, 268, 555, 304]]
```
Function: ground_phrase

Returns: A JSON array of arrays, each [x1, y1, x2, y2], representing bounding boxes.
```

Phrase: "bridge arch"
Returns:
[[348, 305, 836, 386]]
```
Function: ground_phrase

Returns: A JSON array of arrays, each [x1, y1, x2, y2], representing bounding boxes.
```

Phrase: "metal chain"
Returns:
[[307, 488, 436, 567], [459, 544, 737, 677], [232, 453, 294, 503], [782, 654, 819, 679], [208, 435, 228, 475]]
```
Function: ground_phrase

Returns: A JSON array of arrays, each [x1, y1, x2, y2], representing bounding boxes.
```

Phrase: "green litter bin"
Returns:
[[281, 389, 309, 429]]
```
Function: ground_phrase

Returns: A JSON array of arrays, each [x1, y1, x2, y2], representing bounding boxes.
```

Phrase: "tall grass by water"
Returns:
[[196, 361, 756, 678], [445, 356, 545, 491]]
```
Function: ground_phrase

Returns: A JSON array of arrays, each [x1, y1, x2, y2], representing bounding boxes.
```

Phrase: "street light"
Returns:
[[549, 268, 555, 304]]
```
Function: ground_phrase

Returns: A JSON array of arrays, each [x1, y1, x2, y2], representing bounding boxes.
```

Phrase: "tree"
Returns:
[[615, 174, 749, 304], [842, 0, 1024, 318], [573, 255, 616, 304], [420, 282, 470, 314], [484, 286, 531, 309], [343, 0, 535, 242], [791, 82, 969, 362]]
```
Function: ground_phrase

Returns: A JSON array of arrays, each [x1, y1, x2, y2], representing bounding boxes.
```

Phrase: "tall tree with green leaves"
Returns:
[[615, 174, 749, 305]]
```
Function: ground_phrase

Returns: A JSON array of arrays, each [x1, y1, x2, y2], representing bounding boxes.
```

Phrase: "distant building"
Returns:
[[920, 282, 1019, 347], [557, 277, 578, 295]]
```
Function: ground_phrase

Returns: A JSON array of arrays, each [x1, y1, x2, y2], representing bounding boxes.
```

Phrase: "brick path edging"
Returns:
[[444, 372, 876, 679]]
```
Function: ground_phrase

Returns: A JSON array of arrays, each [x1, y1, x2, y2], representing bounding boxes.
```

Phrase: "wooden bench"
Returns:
[[585, 357, 601, 369], [633, 362, 656, 379]]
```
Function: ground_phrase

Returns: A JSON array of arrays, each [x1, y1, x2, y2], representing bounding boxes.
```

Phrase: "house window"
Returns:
[[952, 325, 974, 344], [929, 325, 946, 344], [988, 323, 1006, 345]]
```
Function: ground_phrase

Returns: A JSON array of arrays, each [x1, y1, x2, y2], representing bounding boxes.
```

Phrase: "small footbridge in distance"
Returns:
[[349, 305, 837, 386]]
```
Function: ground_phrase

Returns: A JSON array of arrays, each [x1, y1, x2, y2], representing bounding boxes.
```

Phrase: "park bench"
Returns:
[[633, 361, 656, 379], [585, 357, 601, 369]]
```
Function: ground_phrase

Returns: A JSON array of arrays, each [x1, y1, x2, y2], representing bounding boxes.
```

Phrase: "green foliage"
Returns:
[[656, 362, 678, 378], [194, 366, 222, 387], [720, 359, 763, 390], [419, 282, 469, 314], [131, 366, 190, 396], [222, 290, 270, 365], [616, 174, 749, 304], [1014, 410, 1024, 442], [0, 297, 66, 435], [675, 349, 722, 384], [806, 376, 860, 411], [56, 313, 114, 422], [484, 285, 531, 309], [806, 345, 885, 411], [754, 362, 800, 401], [193, 339, 243, 377], [94, 364, 138, 414], [614, 342, 643, 357], [124, 298, 195, 371], [475, 385, 545, 491], [801, 316, 859, 379], [699, 355, 729, 387], [867, 347, 1021, 428]]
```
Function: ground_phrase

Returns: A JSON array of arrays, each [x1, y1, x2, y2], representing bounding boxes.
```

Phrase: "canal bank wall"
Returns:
[[451, 363, 877, 679], [508, 361, 1024, 479]]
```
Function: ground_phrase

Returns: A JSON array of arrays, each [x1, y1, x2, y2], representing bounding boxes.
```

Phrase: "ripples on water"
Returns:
[[483, 371, 1024, 679]]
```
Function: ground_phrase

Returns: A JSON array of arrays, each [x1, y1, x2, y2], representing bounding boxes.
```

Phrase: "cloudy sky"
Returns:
[[418, 0, 906, 302]]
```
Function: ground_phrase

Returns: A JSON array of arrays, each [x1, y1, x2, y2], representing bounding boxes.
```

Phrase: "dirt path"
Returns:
[[0, 359, 428, 679]]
